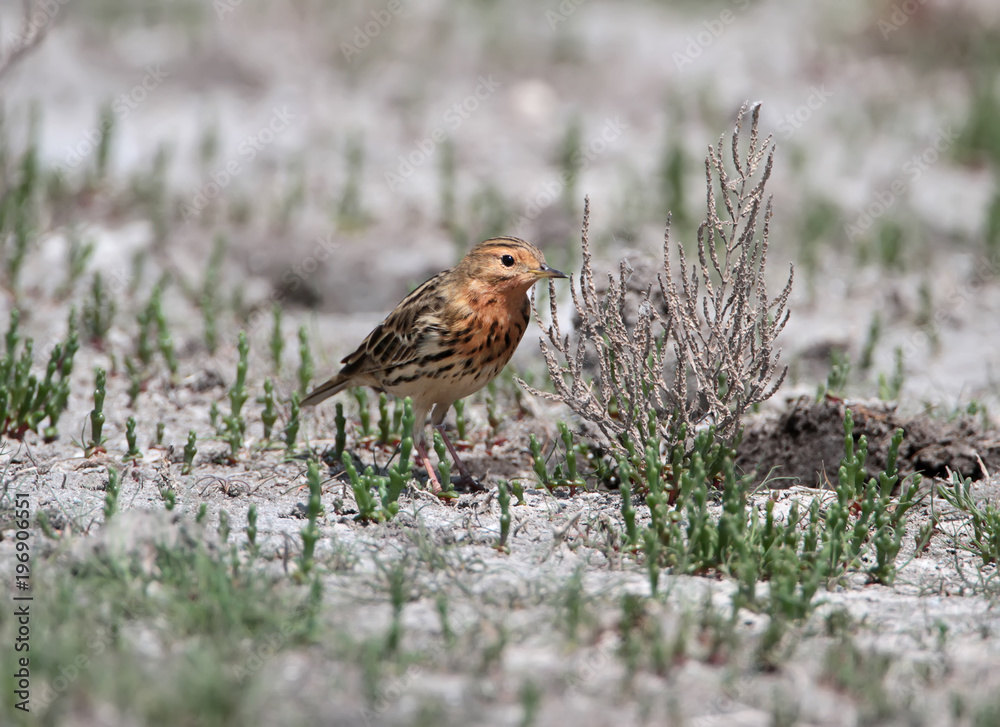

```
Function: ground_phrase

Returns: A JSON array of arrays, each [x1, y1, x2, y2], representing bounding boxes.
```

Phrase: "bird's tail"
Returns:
[[300, 374, 350, 407]]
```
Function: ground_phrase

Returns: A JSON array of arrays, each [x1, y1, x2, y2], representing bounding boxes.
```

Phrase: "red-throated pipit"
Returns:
[[302, 237, 566, 490]]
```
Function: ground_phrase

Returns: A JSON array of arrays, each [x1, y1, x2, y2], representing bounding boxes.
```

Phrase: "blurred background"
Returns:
[[2, 0, 999, 416]]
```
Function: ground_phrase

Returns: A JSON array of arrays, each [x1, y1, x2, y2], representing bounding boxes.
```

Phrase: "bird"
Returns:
[[301, 236, 566, 491]]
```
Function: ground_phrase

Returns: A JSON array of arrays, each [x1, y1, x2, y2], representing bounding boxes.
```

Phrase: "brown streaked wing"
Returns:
[[338, 272, 450, 378]]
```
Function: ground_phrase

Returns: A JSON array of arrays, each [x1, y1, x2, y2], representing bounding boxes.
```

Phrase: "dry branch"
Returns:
[[0, 0, 55, 84], [519, 102, 793, 457]]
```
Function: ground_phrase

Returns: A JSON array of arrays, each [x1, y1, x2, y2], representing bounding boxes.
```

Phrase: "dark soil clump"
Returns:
[[737, 396, 1000, 487]]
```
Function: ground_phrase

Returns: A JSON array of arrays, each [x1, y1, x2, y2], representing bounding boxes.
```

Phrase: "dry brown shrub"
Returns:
[[519, 102, 793, 456]]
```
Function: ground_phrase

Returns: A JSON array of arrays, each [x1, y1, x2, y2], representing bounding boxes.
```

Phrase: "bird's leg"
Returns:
[[414, 436, 442, 493], [434, 423, 477, 486]]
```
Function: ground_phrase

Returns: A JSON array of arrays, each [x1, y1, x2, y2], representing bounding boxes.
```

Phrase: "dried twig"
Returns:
[[518, 102, 793, 456], [0, 0, 56, 84]]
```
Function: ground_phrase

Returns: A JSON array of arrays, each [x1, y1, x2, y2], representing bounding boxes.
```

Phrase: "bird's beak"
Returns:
[[534, 263, 567, 279]]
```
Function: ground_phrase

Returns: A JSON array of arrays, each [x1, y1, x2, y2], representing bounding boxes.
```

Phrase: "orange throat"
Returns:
[[462, 276, 531, 318], [454, 278, 532, 358]]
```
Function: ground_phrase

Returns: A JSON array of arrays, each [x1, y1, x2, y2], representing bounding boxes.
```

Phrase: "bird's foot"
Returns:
[[415, 438, 443, 494], [435, 424, 478, 479], [452, 473, 487, 492]]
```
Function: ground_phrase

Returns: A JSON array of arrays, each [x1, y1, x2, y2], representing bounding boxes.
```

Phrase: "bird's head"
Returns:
[[457, 237, 567, 294]]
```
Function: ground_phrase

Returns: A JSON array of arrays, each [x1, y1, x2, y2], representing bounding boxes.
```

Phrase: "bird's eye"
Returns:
[[501, 254, 515, 267]]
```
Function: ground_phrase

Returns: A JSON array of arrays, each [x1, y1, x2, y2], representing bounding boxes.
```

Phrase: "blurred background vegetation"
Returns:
[[2, 0, 999, 408]]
